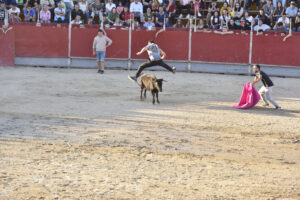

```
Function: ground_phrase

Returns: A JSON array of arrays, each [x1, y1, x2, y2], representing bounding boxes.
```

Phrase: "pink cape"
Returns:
[[233, 83, 261, 109]]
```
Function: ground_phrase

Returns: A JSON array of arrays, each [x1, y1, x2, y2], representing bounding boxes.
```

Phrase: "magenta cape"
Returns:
[[234, 83, 261, 109]]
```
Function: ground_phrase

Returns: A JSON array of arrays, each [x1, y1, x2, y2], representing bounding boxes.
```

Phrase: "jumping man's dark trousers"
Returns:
[[135, 59, 173, 78]]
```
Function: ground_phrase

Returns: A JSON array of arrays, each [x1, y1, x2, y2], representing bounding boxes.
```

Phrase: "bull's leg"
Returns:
[[140, 87, 144, 101], [144, 89, 147, 99], [156, 92, 160, 104], [152, 91, 155, 104]]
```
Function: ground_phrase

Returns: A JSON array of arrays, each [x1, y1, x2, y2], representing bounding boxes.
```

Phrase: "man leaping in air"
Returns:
[[128, 40, 176, 82]]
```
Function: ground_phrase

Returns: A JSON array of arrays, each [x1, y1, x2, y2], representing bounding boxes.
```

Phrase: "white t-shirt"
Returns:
[[277, 17, 290, 25], [130, 2, 143, 14], [8, 7, 20, 15], [254, 24, 270, 31], [79, 2, 88, 12], [105, 3, 116, 13], [246, 16, 253, 23]]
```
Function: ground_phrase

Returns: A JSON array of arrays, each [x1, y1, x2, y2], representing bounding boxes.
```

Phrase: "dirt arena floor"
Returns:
[[0, 66, 299, 199]]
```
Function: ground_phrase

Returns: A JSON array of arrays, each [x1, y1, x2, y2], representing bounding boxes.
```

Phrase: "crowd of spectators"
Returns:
[[0, 0, 299, 32]]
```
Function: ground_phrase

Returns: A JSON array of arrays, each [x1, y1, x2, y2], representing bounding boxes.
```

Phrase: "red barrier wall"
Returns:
[[131, 30, 189, 61], [191, 32, 250, 64], [71, 28, 129, 59], [252, 33, 300, 67], [3, 24, 300, 68], [15, 25, 68, 57], [0, 28, 15, 66]]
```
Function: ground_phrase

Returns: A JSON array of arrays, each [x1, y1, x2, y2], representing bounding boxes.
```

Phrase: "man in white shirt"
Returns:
[[54, 3, 65, 22], [254, 18, 270, 32], [275, 14, 290, 28], [8, 3, 20, 18], [105, 0, 116, 13], [130, 0, 143, 22]]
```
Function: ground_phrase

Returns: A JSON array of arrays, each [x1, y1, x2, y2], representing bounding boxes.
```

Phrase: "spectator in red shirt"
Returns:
[[120, 6, 131, 26]]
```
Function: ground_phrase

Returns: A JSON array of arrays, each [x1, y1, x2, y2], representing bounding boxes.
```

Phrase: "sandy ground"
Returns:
[[0, 66, 299, 200]]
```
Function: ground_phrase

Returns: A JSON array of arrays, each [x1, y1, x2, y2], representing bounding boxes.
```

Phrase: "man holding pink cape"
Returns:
[[234, 64, 281, 109]]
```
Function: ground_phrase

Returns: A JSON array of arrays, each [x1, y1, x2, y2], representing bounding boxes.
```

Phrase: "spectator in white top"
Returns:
[[254, 18, 270, 33], [275, 13, 290, 28], [79, 0, 89, 20], [71, 14, 83, 24], [8, 3, 20, 18], [54, 2, 66, 23], [130, 0, 143, 22], [105, 0, 116, 13]]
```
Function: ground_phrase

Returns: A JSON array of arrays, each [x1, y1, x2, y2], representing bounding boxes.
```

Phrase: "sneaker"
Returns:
[[172, 67, 176, 74], [179, 14, 183, 19], [186, 14, 190, 19], [97, 69, 101, 73], [198, 12, 202, 17], [275, 106, 281, 110], [100, 70, 104, 74], [128, 75, 137, 82]]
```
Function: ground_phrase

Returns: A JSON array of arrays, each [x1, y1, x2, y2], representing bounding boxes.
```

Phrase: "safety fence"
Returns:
[[1, 22, 300, 68]]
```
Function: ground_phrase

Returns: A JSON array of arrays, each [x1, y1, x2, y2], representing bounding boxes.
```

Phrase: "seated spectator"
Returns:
[[274, 21, 287, 33], [165, 17, 171, 27], [54, 2, 66, 23], [276, 13, 290, 28], [235, 0, 246, 8], [102, 13, 111, 25], [143, 7, 154, 22], [130, 0, 143, 22], [233, 2, 244, 20], [8, 13, 20, 22], [71, 4, 84, 20], [263, 0, 274, 25], [8, 3, 20, 18], [228, 19, 238, 29], [246, 0, 259, 10], [206, 0, 219, 25], [151, 0, 159, 13], [87, 16, 96, 24], [79, 0, 89, 21], [272, 1, 284, 22], [113, 16, 123, 26], [286, 1, 298, 22], [105, 0, 116, 13], [220, 8, 231, 28], [90, 0, 104, 22], [144, 17, 155, 29], [174, 18, 184, 28], [193, 0, 203, 18], [63, 0, 73, 18], [120, 6, 131, 26], [71, 14, 83, 24], [40, 0, 55, 10], [273, 0, 286, 8], [116, 2, 124, 14], [220, 2, 232, 18], [210, 11, 220, 29], [178, 0, 192, 19], [214, 26, 234, 34], [254, 18, 270, 32], [256, 9, 270, 25], [241, 11, 253, 30], [108, 7, 119, 23], [40, 4, 51, 23], [0, 2, 6, 22], [156, 6, 167, 27], [294, 12, 300, 31], [23, 4, 36, 22]]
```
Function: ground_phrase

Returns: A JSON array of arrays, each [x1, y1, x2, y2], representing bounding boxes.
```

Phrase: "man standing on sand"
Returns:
[[128, 40, 176, 82], [93, 29, 112, 74], [251, 64, 281, 109]]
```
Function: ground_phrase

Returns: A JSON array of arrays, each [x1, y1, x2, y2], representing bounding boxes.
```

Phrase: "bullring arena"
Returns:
[[1, 21, 300, 199]]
